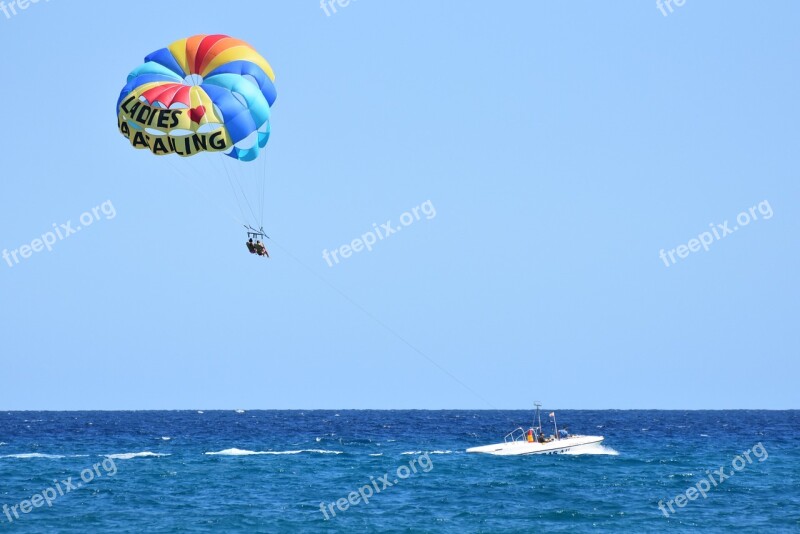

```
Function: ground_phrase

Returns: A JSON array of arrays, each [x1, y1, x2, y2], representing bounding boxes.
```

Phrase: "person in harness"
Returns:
[[245, 227, 270, 258], [254, 240, 269, 258]]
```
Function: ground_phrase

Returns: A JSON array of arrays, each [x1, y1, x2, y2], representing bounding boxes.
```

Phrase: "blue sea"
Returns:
[[0, 410, 797, 532]]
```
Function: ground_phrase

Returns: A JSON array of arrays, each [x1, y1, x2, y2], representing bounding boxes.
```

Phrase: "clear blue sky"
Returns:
[[1, 1, 797, 410]]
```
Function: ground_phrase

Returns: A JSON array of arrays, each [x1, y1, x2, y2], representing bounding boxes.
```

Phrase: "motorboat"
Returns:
[[466, 403, 604, 456]]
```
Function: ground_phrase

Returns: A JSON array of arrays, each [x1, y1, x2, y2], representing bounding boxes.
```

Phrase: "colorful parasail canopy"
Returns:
[[117, 34, 277, 162]]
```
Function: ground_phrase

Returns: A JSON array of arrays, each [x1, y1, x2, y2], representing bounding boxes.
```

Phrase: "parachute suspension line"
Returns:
[[213, 154, 250, 227], [163, 157, 244, 227], [259, 149, 268, 228], [234, 149, 267, 230], [224, 155, 260, 227], [250, 153, 264, 230], [236, 170, 260, 228], [168, 157, 238, 224], [193, 154, 241, 224], [224, 164, 250, 227], [257, 160, 263, 228], [221, 155, 258, 228]]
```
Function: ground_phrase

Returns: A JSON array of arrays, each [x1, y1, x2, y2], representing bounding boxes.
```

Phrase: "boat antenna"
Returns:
[[534, 401, 543, 437], [552, 412, 559, 440]]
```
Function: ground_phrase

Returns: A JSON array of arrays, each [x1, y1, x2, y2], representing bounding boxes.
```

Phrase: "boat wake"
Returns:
[[562, 443, 619, 456]]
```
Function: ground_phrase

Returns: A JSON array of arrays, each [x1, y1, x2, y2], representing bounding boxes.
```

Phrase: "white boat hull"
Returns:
[[466, 435, 604, 456]]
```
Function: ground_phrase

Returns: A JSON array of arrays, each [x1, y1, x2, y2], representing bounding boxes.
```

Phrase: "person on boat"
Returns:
[[246, 238, 256, 254]]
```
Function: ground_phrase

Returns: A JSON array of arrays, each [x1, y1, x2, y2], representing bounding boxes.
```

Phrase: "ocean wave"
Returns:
[[105, 452, 169, 460], [369, 453, 384, 457], [1, 453, 65, 459], [0, 452, 63, 460], [562, 443, 619, 456], [0, 453, 93, 459], [205, 448, 268, 456], [401, 450, 451, 455], [205, 448, 342, 456], [160, 437, 172, 441]]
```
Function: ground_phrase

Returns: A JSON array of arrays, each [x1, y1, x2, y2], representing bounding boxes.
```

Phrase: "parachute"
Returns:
[[117, 35, 277, 239]]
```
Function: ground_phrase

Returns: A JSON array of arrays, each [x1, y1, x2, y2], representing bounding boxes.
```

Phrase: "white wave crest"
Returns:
[[205, 448, 266, 456], [105, 451, 169, 460], [0, 453, 64, 459], [205, 448, 342, 456]]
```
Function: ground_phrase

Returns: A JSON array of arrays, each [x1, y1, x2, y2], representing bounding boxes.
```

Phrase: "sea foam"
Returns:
[[205, 448, 342, 456], [105, 452, 169, 460], [0, 453, 64, 459], [562, 443, 619, 456]]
